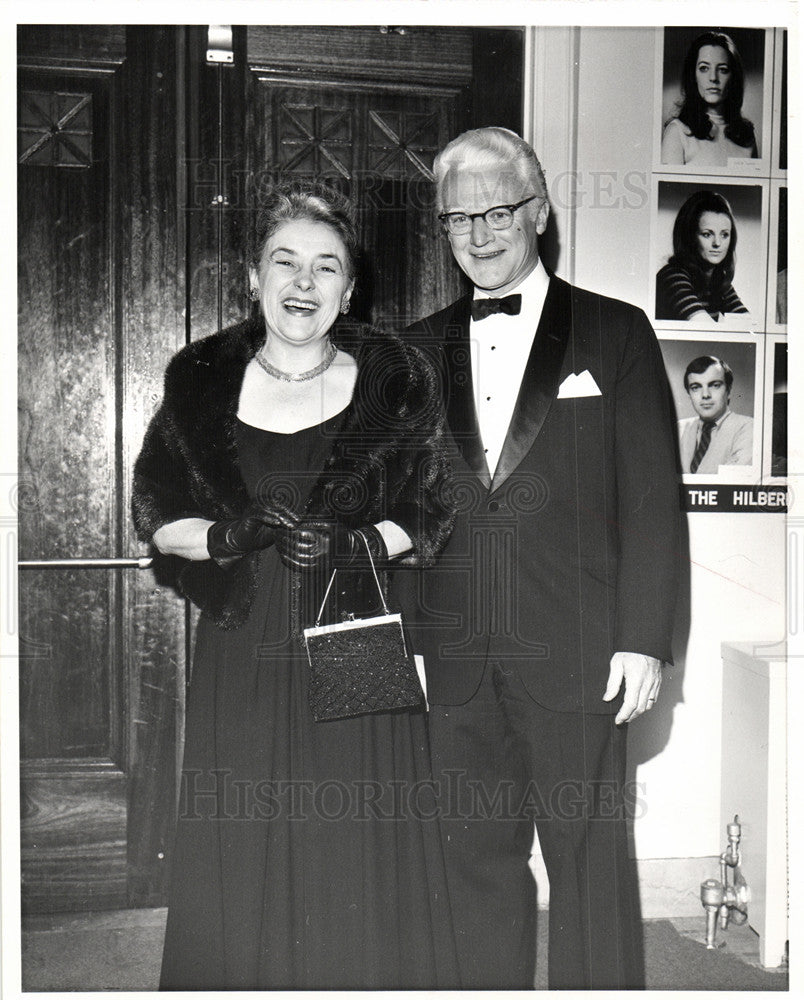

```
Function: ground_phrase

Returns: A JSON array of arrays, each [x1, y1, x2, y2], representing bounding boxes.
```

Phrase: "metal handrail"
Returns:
[[18, 558, 153, 569]]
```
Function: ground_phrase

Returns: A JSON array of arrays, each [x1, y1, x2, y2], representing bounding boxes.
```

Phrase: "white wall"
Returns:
[[525, 26, 787, 895]]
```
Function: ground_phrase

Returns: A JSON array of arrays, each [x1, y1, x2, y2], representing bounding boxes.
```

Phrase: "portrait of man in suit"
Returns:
[[678, 355, 754, 473], [400, 127, 680, 990]]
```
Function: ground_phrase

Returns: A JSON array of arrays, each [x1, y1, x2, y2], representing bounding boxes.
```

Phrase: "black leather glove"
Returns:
[[274, 520, 388, 573], [207, 505, 299, 569]]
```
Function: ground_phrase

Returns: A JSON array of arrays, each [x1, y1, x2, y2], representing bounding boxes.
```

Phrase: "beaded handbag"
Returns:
[[303, 532, 424, 722]]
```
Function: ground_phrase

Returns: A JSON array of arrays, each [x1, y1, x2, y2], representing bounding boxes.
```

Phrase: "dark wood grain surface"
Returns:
[[21, 761, 127, 912], [119, 26, 187, 909], [248, 25, 474, 86]]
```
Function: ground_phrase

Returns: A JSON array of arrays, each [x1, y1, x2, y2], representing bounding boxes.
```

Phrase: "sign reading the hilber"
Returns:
[[681, 485, 788, 513]]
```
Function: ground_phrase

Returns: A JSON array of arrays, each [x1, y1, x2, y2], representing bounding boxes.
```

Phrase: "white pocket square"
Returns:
[[557, 370, 602, 398]]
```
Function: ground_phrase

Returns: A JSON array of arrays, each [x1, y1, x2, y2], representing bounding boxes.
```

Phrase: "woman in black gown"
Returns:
[[132, 182, 458, 989]]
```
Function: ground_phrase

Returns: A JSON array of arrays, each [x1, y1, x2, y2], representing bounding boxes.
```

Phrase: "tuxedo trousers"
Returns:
[[429, 660, 645, 990]]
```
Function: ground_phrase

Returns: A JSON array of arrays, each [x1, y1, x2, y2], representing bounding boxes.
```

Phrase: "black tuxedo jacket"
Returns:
[[396, 275, 680, 713]]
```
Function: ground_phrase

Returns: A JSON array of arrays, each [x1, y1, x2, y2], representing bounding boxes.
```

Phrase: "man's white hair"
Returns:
[[433, 127, 548, 209]]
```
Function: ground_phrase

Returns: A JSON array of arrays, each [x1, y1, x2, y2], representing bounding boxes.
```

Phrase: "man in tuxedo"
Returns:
[[678, 355, 754, 473], [402, 128, 680, 989]]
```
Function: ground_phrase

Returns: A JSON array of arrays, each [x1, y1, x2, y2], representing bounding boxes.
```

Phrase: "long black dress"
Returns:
[[159, 413, 459, 990]]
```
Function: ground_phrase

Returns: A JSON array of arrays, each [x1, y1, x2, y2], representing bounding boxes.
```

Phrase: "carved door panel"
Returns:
[[247, 78, 461, 327], [17, 26, 186, 911]]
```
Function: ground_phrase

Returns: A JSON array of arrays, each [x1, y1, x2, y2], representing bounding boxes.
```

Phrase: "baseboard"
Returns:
[[23, 907, 167, 933], [636, 857, 722, 919], [528, 855, 720, 919], [22, 857, 719, 928]]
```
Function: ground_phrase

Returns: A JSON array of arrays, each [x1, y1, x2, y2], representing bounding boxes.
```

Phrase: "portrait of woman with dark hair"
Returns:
[[661, 30, 758, 166], [655, 189, 749, 324]]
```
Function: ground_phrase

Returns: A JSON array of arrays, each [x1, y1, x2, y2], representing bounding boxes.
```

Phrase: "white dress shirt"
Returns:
[[470, 261, 550, 474]]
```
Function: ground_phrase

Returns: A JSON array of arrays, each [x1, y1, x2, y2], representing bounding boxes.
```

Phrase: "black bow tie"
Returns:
[[470, 294, 522, 322]]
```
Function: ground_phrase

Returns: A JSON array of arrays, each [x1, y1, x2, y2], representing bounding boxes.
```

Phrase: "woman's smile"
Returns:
[[282, 297, 319, 314]]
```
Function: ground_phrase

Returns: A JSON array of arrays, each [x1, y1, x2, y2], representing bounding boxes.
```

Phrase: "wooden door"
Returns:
[[17, 25, 187, 911], [17, 23, 522, 914]]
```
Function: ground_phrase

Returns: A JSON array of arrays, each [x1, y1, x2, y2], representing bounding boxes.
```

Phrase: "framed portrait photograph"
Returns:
[[655, 26, 772, 176], [651, 177, 767, 332], [763, 336, 787, 479], [657, 331, 763, 481], [767, 182, 787, 331], [772, 28, 787, 175]]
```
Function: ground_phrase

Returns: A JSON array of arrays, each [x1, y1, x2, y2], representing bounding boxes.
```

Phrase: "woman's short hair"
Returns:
[[252, 179, 360, 276], [674, 31, 755, 148], [671, 189, 738, 288], [433, 127, 547, 207], [684, 355, 734, 393]]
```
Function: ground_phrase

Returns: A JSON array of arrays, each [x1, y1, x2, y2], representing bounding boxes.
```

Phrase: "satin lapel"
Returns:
[[441, 296, 492, 489], [490, 276, 573, 495]]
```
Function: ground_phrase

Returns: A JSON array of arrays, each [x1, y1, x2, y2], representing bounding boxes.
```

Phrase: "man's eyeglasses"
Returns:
[[438, 195, 540, 236]]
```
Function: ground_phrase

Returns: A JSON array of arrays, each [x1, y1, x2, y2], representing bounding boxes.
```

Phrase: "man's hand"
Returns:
[[602, 651, 662, 725]]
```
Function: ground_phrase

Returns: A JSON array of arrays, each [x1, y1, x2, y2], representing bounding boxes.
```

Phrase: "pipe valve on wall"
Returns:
[[700, 815, 750, 949]]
